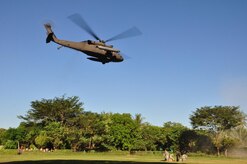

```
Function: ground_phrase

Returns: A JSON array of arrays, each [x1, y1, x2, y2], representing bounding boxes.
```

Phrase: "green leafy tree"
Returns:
[[195, 131, 215, 154], [24, 123, 42, 148], [178, 129, 198, 153], [0, 128, 6, 145], [14, 122, 42, 148], [178, 129, 214, 154], [17, 95, 85, 150], [98, 112, 114, 151], [44, 122, 65, 149], [141, 123, 165, 151], [18, 96, 84, 126], [163, 122, 188, 152], [131, 114, 145, 151], [107, 113, 138, 151], [64, 126, 83, 151], [3, 127, 27, 149], [35, 131, 50, 148], [228, 125, 247, 147], [190, 106, 246, 156], [221, 134, 236, 157], [4, 140, 17, 149], [74, 112, 105, 151]]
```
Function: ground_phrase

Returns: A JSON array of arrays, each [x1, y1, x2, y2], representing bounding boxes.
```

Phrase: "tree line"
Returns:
[[0, 96, 246, 156]]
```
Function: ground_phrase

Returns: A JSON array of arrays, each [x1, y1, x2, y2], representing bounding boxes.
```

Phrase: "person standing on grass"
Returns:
[[163, 149, 170, 161], [176, 151, 181, 162]]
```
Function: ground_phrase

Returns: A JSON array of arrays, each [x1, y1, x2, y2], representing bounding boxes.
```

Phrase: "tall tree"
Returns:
[[107, 113, 138, 151], [0, 128, 6, 145], [178, 130, 214, 154], [190, 106, 246, 156], [162, 122, 188, 152], [17, 95, 85, 150], [76, 111, 105, 150], [228, 125, 247, 147], [141, 123, 165, 151], [18, 96, 84, 126]]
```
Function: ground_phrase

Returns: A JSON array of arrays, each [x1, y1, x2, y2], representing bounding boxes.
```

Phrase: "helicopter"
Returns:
[[44, 13, 142, 64]]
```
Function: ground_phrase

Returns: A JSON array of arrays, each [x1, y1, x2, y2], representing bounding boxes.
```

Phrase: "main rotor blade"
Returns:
[[105, 26, 142, 43], [68, 13, 101, 41]]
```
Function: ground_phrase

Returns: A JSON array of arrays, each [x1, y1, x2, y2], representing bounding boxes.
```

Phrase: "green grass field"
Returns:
[[0, 150, 247, 164]]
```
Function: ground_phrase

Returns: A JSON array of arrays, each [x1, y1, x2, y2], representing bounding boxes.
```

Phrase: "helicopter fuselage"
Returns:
[[44, 12, 141, 64], [48, 33, 124, 64]]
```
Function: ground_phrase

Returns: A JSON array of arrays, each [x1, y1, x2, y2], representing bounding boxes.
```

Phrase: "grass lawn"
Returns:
[[0, 150, 247, 164]]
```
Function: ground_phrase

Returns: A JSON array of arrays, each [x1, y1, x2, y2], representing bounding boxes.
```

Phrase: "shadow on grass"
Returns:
[[1, 160, 176, 164]]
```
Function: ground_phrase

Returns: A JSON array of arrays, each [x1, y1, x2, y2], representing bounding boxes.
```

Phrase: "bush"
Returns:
[[4, 140, 17, 149], [30, 144, 38, 150]]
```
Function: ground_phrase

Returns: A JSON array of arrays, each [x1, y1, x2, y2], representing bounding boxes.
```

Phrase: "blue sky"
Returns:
[[1, 0, 247, 129]]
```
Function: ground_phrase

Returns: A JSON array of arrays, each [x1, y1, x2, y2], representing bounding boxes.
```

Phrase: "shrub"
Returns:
[[4, 140, 17, 149]]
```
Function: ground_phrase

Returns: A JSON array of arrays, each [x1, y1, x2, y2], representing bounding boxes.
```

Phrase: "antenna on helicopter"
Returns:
[[57, 45, 63, 50]]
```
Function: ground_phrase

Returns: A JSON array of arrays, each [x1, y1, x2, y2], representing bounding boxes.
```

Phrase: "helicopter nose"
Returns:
[[114, 54, 124, 62], [120, 56, 124, 61]]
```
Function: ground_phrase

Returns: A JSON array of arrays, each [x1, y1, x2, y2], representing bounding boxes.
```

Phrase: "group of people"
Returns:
[[163, 149, 187, 162]]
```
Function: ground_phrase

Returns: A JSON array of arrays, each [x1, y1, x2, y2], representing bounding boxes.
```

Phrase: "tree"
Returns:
[[64, 125, 84, 151], [141, 123, 165, 151], [18, 95, 84, 126], [0, 128, 6, 145], [43, 122, 65, 149], [220, 134, 236, 157], [21, 122, 42, 148], [35, 131, 50, 148], [17, 95, 86, 150], [131, 114, 145, 151], [228, 125, 247, 147], [195, 131, 215, 154], [3, 127, 26, 146], [75, 111, 105, 151], [190, 106, 246, 156], [162, 122, 188, 152], [107, 113, 138, 151], [4, 140, 17, 149], [178, 129, 198, 153]]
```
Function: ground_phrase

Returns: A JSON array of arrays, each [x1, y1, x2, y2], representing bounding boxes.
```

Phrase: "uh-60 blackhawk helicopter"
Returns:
[[44, 13, 142, 64]]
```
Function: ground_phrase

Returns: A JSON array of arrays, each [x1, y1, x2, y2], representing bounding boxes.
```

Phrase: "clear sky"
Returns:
[[1, 0, 247, 129]]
